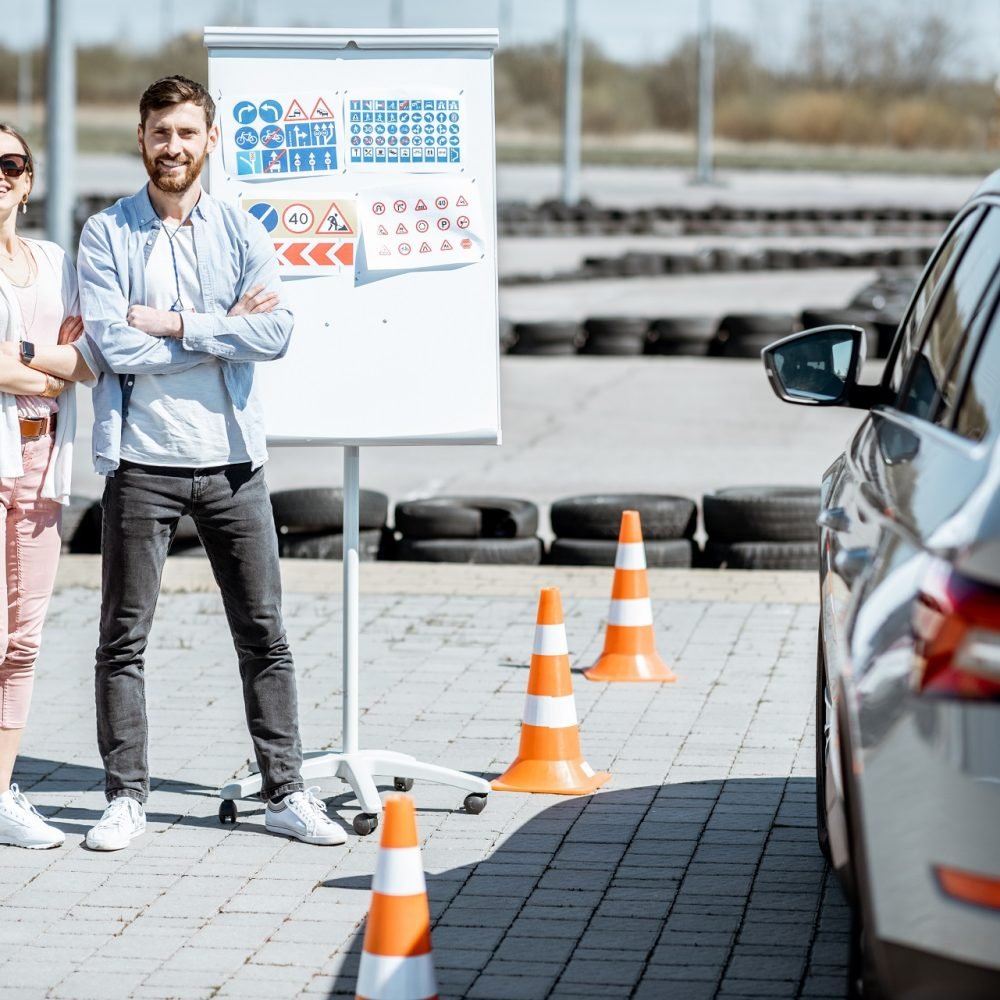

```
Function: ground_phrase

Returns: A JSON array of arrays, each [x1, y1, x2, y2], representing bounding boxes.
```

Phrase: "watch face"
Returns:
[[20, 341, 35, 364]]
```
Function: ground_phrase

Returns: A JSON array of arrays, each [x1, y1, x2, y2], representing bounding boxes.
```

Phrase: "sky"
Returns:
[[10, 0, 1000, 77]]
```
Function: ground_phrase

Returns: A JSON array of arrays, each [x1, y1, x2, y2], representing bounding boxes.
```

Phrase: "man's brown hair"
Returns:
[[139, 75, 216, 129]]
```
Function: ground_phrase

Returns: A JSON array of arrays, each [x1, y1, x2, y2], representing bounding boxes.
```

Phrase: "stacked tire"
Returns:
[[270, 488, 390, 560], [547, 494, 697, 567], [391, 496, 543, 564], [702, 486, 820, 570]]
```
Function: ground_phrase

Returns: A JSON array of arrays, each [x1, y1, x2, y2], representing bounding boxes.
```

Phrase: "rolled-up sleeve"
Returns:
[[78, 215, 211, 376]]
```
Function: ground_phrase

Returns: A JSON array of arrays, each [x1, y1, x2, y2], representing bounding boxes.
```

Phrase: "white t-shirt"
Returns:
[[120, 224, 249, 467]]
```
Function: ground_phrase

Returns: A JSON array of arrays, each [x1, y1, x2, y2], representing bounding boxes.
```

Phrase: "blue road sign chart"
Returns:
[[222, 93, 340, 180], [346, 91, 466, 173]]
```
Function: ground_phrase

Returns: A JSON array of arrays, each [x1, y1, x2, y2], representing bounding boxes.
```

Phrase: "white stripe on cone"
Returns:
[[356, 951, 437, 1000], [614, 542, 647, 570], [522, 693, 578, 729], [533, 623, 569, 656], [371, 847, 427, 897], [607, 597, 654, 627]]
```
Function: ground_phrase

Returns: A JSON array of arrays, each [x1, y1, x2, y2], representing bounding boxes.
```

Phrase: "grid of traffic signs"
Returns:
[[347, 96, 464, 168], [229, 96, 339, 177], [359, 183, 484, 271], [240, 196, 357, 273]]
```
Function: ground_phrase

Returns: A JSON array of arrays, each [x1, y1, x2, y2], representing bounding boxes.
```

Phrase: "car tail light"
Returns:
[[912, 564, 1000, 699], [935, 865, 1000, 911]]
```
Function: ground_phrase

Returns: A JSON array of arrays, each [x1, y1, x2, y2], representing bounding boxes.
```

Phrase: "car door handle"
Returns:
[[834, 546, 872, 582], [818, 507, 851, 533]]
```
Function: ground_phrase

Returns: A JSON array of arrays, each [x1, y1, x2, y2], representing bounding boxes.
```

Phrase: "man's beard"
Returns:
[[141, 145, 207, 194]]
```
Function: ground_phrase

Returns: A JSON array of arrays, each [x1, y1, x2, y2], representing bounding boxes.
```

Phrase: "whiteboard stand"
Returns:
[[218, 446, 490, 836]]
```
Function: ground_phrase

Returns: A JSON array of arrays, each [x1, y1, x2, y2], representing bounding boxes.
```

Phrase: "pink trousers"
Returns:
[[0, 434, 61, 729]]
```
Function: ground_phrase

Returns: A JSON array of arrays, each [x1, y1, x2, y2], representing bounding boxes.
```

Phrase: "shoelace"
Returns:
[[9, 784, 46, 821], [292, 787, 333, 831], [102, 798, 139, 829]]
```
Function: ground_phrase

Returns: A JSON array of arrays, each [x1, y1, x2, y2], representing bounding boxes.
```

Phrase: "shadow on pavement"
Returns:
[[325, 777, 850, 1000]]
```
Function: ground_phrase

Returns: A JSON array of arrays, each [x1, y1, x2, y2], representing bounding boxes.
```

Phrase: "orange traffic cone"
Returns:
[[493, 587, 610, 795], [584, 510, 677, 683], [356, 796, 437, 1000]]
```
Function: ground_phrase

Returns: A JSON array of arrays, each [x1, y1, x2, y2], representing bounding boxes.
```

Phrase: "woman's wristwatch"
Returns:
[[19, 341, 35, 367]]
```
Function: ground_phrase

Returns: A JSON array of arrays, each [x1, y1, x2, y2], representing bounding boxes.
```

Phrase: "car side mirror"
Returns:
[[762, 325, 867, 407]]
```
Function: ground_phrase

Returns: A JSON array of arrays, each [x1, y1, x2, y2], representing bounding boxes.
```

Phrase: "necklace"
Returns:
[[0, 238, 36, 289], [159, 212, 195, 312]]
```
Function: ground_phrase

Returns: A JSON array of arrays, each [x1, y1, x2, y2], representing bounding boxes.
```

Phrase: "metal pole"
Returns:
[[695, 0, 715, 184], [342, 446, 360, 756], [561, 0, 582, 205], [45, 0, 75, 250], [17, 49, 32, 133]]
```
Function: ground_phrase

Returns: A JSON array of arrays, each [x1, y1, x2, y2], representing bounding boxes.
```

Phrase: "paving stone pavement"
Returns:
[[0, 561, 850, 1000]]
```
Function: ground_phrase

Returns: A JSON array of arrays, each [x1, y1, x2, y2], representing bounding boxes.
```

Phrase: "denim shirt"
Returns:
[[76, 184, 293, 475]]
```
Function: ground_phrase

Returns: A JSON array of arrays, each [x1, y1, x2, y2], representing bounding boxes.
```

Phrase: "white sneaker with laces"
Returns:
[[86, 797, 146, 851], [265, 787, 346, 845], [0, 785, 65, 849]]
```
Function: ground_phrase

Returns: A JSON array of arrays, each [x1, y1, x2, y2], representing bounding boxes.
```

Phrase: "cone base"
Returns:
[[492, 758, 610, 796], [584, 652, 677, 683]]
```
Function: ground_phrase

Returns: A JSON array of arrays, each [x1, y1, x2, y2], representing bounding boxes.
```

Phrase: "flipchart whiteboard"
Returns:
[[204, 27, 501, 445]]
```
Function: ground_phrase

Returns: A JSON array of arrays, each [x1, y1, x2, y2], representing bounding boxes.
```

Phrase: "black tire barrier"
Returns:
[[580, 316, 649, 356], [510, 321, 583, 356], [709, 314, 798, 358], [547, 537, 694, 568], [277, 528, 385, 561], [549, 494, 697, 541], [68, 499, 103, 554], [270, 487, 389, 535], [61, 496, 99, 554], [645, 316, 717, 356], [498, 318, 517, 354], [393, 496, 539, 540], [704, 540, 818, 571], [702, 486, 821, 544], [799, 307, 899, 359], [394, 536, 544, 564]]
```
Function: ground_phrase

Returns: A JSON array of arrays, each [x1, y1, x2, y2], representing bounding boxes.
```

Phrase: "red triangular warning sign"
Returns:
[[396, 223, 408, 235], [415, 199, 428, 211], [310, 98, 334, 120], [316, 202, 355, 236], [377, 224, 388, 236], [456, 194, 469, 207], [285, 100, 307, 121], [440, 240, 453, 251], [419, 242, 432, 253], [378, 246, 391, 256]]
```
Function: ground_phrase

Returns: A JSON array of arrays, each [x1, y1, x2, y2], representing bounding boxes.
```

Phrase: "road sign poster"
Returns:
[[223, 94, 340, 179], [240, 195, 357, 274], [346, 91, 465, 172], [358, 180, 484, 272]]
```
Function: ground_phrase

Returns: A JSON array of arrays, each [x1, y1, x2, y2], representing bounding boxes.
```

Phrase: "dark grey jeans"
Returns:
[[95, 461, 303, 804]]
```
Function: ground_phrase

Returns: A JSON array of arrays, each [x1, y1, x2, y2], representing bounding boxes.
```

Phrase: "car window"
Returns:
[[897, 208, 1000, 421], [887, 207, 982, 397], [953, 303, 1000, 442]]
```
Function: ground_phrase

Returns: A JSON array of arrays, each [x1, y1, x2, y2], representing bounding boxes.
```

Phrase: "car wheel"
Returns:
[[816, 632, 832, 865]]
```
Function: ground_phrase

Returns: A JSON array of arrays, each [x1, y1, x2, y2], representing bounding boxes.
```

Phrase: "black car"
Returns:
[[762, 170, 1000, 999]]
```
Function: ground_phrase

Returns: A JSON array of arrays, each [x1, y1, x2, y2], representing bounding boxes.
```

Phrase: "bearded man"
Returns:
[[75, 75, 345, 851]]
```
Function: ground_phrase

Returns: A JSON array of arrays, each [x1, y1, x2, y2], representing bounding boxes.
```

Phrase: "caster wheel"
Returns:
[[218, 800, 238, 824], [353, 812, 379, 836], [393, 777, 414, 792], [464, 793, 487, 815]]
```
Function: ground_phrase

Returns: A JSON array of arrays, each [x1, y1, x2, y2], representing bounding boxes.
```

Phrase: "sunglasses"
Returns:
[[0, 154, 30, 179]]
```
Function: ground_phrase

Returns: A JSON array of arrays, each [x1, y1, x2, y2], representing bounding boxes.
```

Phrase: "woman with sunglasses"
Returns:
[[0, 124, 95, 850]]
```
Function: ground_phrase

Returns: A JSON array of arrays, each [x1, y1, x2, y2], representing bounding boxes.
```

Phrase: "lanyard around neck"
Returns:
[[158, 205, 196, 313]]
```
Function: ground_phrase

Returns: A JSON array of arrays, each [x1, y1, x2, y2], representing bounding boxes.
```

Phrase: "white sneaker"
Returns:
[[0, 785, 65, 849], [86, 797, 146, 851], [265, 787, 346, 845]]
